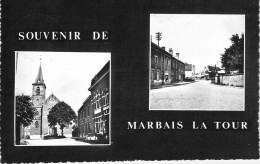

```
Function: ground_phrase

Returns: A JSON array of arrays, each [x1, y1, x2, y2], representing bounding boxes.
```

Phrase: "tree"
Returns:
[[71, 115, 79, 137], [204, 65, 220, 78], [48, 101, 76, 136], [16, 94, 36, 127], [220, 33, 244, 73], [16, 94, 36, 144]]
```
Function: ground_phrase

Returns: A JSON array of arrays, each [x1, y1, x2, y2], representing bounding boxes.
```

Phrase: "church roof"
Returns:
[[45, 93, 60, 103], [35, 64, 44, 83]]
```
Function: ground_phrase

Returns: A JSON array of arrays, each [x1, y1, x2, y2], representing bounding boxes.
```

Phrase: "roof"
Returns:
[[89, 60, 110, 91], [45, 93, 60, 103], [151, 42, 185, 64], [78, 95, 91, 112], [35, 64, 44, 83]]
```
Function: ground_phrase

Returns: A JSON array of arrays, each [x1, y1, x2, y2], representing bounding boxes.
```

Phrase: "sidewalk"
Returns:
[[24, 137, 91, 146], [151, 81, 195, 89], [74, 137, 109, 144]]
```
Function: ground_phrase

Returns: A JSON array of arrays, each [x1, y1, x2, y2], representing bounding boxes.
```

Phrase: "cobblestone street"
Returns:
[[150, 80, 244, 110], [25, 137, 91, 146]]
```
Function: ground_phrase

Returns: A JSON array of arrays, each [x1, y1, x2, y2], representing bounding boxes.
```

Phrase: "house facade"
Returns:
[[151, 42, 185, 88], [78, 61, 110, 142], [185, 63, 196, 80]]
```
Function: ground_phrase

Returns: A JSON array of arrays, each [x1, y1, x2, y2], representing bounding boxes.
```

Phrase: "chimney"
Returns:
[[176, 53, 179, 59], [162, 47, 165, 50], [169, 48, 173, 55]]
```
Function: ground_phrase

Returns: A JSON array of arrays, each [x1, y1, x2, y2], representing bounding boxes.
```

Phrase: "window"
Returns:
[[87, 106, 90, 116], [93, 98, 97, 109], [36, 87, 40, 95], [35, 121, 39, 129], [161, 57, 163, 66], [96, 98, 99, 108], [95, 122, 98, 133], [98, 98, 101, 108], [107, 93, 109, 105], [103, 121, 106, 133], [166, 58, 168, 66], [157, 70, 160, 81], [106, 93, 109, 104], [155, 56, 158, 65], [165, 75, 169, 82], [104, 92, 109, 105], [88, 123, 92, 133], [105, 94, 107, 105], [151, 70, 154, 80]]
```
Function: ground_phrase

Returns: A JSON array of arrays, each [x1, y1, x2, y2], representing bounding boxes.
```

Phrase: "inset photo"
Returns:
[[150, 14, 245, 111], [15, 51, 111, 145]]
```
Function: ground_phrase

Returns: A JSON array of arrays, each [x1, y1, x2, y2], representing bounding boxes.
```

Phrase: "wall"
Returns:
[[220, 74, 244, 87], [90, 72, 109, 138], [78, 96, 95, 139]]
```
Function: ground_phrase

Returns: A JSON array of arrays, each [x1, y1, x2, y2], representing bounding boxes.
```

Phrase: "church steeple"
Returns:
[[32, 62, 46, 105], [35, 64, 44, 83], [31, 61, 47, 138]]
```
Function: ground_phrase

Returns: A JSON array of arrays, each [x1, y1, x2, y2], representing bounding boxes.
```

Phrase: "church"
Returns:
[[25, 64, 73, 139]]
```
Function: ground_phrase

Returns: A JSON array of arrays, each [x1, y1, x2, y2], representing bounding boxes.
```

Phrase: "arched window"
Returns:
[[35, 111, 39, 116], [36, 87, 40, 95], [35, 121, 39, 129]]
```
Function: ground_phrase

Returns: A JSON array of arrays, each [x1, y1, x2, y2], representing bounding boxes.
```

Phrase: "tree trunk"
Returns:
[[61, 128, 64, 136]]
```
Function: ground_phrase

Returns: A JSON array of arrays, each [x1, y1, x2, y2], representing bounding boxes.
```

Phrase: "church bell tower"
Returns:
[[31, 64, 46, 138]]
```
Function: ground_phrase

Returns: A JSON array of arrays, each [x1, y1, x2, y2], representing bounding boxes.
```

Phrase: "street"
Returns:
[[25, 137, 91, 146], [150, 80, 244, 110]]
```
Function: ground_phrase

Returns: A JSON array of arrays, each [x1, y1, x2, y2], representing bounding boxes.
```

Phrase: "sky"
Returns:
[[15, 52, 110, 112], [150, 14, 245, 72]]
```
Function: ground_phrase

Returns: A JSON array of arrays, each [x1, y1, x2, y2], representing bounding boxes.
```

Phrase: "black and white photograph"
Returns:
[[150, 14, 245, 111], [15, 52, 111, 146], [2, 0, 259, 162]]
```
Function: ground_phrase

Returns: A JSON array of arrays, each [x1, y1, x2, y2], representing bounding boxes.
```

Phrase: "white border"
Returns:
[[149, 14, 246, 111], [14, 51, 112, 146]]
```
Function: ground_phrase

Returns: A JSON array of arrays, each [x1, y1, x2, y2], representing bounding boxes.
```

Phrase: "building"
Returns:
[[78, 61, 110, 142], [26, 64, 73, 139], [185, 63, 196, 80], [151, 42, 185, 88]]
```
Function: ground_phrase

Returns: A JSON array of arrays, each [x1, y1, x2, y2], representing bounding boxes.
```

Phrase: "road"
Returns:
[[25, 137, 91, 146], [150, 80, 244, 110]]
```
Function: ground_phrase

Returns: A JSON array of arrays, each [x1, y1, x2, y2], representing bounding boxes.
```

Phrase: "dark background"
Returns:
[[1, 0, 259, 162]]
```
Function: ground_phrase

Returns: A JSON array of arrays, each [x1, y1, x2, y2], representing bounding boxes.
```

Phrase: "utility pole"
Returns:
[[155, 32, 162, 47]]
